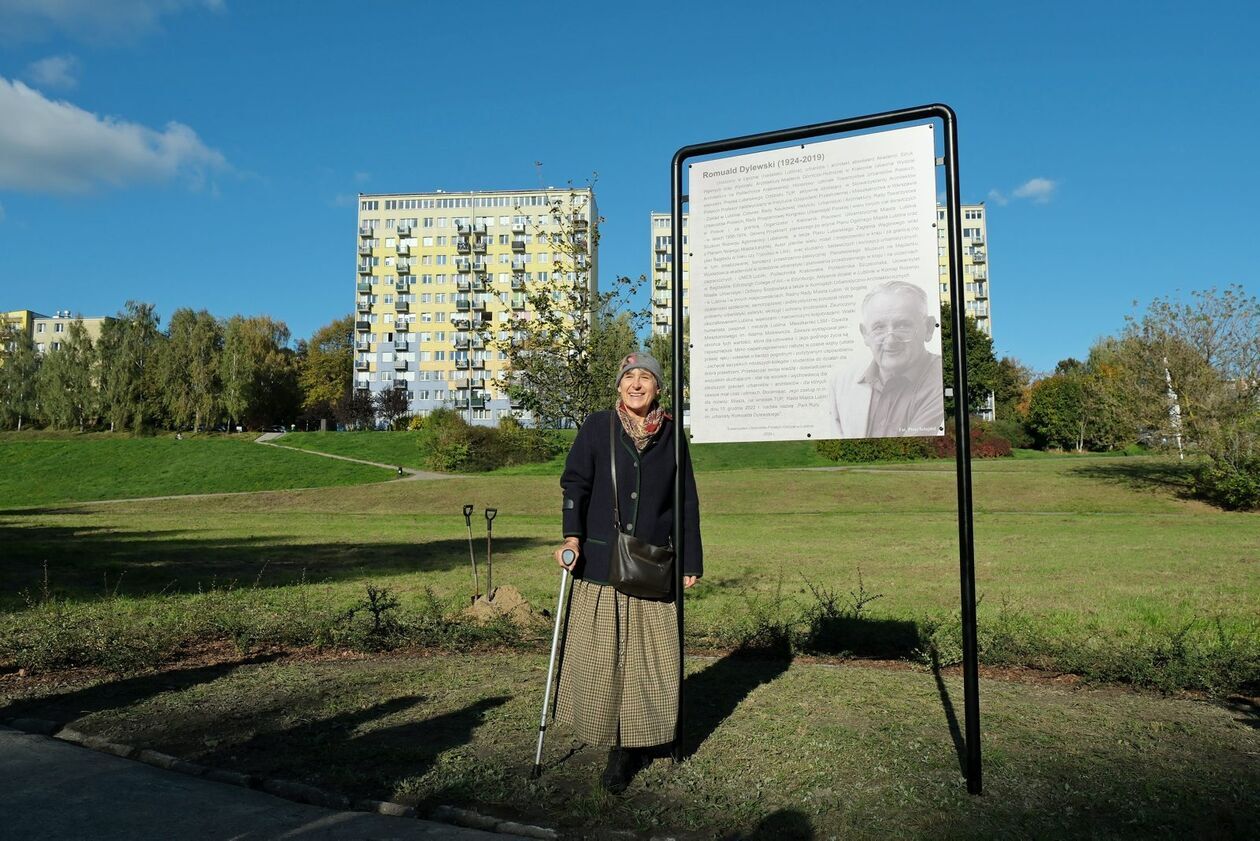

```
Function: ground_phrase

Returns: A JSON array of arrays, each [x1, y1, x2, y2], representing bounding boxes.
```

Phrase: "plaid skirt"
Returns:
[[554, 578, 679, 748]]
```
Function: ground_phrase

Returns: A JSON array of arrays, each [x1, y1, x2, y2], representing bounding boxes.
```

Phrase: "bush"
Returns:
[[932, 422, 1013, 459], [413, 408, 562, 472], [814, 437, 936, 463], [1193, 456, 1260, 511], [990, 416, 1034, 449]]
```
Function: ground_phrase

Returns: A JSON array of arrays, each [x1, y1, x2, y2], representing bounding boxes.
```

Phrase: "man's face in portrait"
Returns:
[[859, 290, 936, 377]]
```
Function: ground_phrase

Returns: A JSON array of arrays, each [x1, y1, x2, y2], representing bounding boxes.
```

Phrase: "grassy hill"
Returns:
[[0, 432, 393, 507]]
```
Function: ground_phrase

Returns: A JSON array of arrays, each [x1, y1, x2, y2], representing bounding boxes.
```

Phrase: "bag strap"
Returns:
[[609, 411, 621, 530]]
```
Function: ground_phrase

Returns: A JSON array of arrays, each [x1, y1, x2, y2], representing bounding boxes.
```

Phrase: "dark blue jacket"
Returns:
[[561, 410, 703, 585]]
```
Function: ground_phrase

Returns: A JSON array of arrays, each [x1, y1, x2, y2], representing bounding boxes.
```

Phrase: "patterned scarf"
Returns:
[[616, 400, 670, 452]]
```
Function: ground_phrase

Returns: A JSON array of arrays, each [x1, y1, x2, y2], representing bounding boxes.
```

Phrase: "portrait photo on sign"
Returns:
[[819, 278, 945, 439]]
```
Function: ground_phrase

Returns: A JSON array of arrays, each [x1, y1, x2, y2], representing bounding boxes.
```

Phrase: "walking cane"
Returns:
[[484, 507, 498, 596], [462, 504, 479, 598], [532, 549, 574, 779]]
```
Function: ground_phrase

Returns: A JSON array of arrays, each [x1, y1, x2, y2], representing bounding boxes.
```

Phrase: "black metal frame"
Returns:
[[669, 104, 982, 794]]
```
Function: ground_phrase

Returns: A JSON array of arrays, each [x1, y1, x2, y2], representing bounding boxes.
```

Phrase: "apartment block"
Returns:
[[3, 309, 111, 354], [650, 204, 991, 337], [356, 188, 597, 425]]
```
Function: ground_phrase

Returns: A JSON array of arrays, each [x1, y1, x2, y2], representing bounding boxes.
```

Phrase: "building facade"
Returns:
[[648, 212, 690, 336], [3, 309, 110, 355], [355, 188, 596, 425]]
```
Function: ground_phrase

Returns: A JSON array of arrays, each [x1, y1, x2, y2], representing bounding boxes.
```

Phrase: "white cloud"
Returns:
[[353, 171, 371, 185], [0, 0, 224, 45], [1012, 177, 1057, 203], [24, 54, 79, 90], [330, 193, 357, 208], [0, 202, 6, 222], [0, 77, 228, 193], [986, 188, 1008, 206]]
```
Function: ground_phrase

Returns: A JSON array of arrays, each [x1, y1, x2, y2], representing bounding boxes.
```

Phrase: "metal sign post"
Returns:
[[670, 104, 982, 794]]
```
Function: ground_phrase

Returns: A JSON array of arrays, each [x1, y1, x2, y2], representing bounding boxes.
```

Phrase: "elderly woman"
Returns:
[[552, 350, 703, 793]]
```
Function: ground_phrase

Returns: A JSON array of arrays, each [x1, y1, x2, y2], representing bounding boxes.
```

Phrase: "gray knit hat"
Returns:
[[616, 351, 664, 388]]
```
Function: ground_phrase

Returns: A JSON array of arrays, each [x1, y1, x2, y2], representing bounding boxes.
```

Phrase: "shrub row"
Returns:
[[814, 422, 1012, 463], [413, 408, 564, 472]]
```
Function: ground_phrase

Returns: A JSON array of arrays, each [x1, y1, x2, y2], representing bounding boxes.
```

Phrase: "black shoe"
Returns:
[[600, 748, 640, 794]]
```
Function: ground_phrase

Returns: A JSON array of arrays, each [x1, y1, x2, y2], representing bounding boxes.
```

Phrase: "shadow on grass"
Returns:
[[799, 614, 922, 660], [683, 643, 793, 759], [931, 650, 967, 777], [0, 652, 284, 725], [0, 517, 548, 606], [201, 694, 510, 795], [722, 808, 814, 840], [1068, 458, 1197, 497]]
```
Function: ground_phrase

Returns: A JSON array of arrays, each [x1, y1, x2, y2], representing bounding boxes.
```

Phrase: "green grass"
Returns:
[[2, 651, 1255, 839], [0, 454, 1255, 692], [0, 432, 394, 507], [279, 430, 432, 469]]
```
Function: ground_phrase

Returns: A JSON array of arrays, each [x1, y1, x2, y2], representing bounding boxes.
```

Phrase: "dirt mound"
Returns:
[[463, 585, 533, 625]]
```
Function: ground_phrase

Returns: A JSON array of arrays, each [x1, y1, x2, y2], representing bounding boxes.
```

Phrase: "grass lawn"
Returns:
[[1, 650, 1255, 839], [0, 432, 394, 507], [1, 452, 1255, 691]]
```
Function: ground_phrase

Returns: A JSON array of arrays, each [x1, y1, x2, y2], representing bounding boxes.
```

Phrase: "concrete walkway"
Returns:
[[256, 433, 456, 481], [1, 725, 528, 841]]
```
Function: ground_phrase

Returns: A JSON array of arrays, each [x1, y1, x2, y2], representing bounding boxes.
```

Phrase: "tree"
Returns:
[[298, 314, 354, 425], [373, 387, 410, 429], [492, 186, 646, 427], [1027, 372, 1086, 451], [159, 308, 223, 432], [0, 325, 40, 430], [336, 388, 376, 430], [939, 304, 999, 416], [97, 301, 163, 432], [35, 319, 96, 431], [645, 318, 690, 413], [220, 316, 301, 430], [991, 356, 1032, 422]]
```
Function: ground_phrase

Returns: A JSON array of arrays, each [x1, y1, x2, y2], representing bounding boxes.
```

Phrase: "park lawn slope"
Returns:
[[0, 433, 393, 508], [278, 431, 432, 470], [2, 651, 1254, 839]]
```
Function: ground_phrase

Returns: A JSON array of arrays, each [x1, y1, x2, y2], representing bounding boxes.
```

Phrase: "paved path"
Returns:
[[256, 433, 457, 481], [1, 726, 527, 841]]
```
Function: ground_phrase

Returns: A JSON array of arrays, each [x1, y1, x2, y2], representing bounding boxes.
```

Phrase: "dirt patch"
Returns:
[[462, 585, 534, 625]]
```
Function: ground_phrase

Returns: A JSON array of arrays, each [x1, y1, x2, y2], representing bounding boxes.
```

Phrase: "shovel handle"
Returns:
[[462, 504, 474, 525]]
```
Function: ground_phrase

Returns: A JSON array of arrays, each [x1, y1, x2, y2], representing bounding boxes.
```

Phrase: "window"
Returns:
[[422, 236, 434, 246], [54, 322, 65, 333], [36, 323, 45, 333]]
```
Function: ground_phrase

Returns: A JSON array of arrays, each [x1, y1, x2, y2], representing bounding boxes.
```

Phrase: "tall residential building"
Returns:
[[648, 212, 690, 336], [650, 204, 991, 336], [2, 309, 111, 355], [356, 188, 597, 425]]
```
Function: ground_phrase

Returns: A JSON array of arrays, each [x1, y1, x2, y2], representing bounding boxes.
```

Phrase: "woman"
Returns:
[[552, 350, 702, 793]]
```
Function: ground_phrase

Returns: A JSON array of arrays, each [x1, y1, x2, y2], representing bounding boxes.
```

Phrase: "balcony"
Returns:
[[571, 234, 589, 251], [394, 358, 409, 371], [392, 379, 408, 390], [455, 300, 472, 311], [472, 236, 488, 252], [396, 244, 410, 257], [358, 263, 373, 276], [357, 281, 372, 294], [469, 259, 488, 273], [355, 340, 372, 352], [471, 359, 485, 369], [355, 359, 370, 371], [472, 222, 487, 235], [654, 313, 670, 325], [395, 299, 409, 313], [570, 212, 588, 228], [355, 320, 371, 332], [393, 339, 408, 351], [654, 242, 669, 253], [456, 237, 471, 253], [456, 221, 472, 234], [455, 258, 471, 272], [395, 260, 412, 274], [357, 298, 372, 313], [654, 277, 669, 289], [395, 280, 411, 294], [455, 337, 470, 349], [511, 238, 526, 252], [511, 277, 524, 290], [396, 224, 413, 237], [511, 223, 525, 234], [358, 242, 372, 256], [456, 278, 471, 291], [359, 225, 373, 237], [654, 263, 670, 273], [470, 395, 487, 409], [455, 359, 470, 370], [972, 251, 986, 264], [511, 258, 527, 271], [452, 318, 471, 330]]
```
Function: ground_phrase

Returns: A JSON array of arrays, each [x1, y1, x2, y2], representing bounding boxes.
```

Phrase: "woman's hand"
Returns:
[[555, 537, 580, 570], [684, 575, 698, 589]]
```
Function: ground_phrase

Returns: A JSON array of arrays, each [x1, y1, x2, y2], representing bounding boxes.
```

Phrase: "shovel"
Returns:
[[462, 504, 479, 598]]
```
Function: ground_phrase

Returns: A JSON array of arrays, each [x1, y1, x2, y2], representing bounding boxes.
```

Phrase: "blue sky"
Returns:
[[0, 0, 1255, 373]]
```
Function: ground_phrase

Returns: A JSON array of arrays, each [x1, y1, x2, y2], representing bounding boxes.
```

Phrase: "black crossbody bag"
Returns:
[[607, 412, 675, 599]]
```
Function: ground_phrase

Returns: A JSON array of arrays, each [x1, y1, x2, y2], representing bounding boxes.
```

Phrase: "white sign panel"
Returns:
[[688, 124, 945, 443]]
